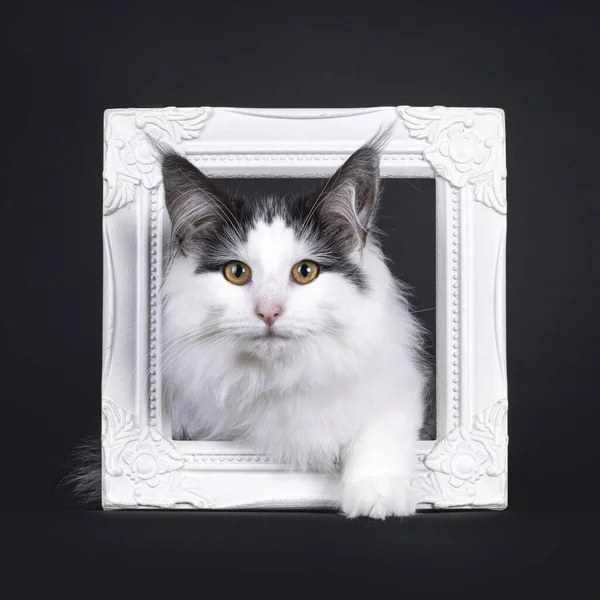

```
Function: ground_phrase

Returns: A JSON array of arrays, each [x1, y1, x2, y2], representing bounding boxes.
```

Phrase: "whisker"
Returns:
[[400, 178, 424, 193], [411, 307, 436, 314]]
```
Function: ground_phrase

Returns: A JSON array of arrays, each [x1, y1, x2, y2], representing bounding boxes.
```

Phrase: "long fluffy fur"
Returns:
[[69, 124, 429, 517], [62, 435, 102, 504]]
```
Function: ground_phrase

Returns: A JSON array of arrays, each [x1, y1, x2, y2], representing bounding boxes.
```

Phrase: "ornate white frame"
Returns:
[[102, 106, 508, 511]]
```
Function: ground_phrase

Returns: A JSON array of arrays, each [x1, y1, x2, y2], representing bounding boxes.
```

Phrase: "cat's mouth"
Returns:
[[248, 329, 290, 341]]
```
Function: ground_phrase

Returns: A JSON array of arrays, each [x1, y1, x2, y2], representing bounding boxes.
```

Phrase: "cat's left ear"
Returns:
[[314, 125, 394, 249]]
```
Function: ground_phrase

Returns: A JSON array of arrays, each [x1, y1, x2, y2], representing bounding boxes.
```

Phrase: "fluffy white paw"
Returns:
[[341, 477, 417, 519]]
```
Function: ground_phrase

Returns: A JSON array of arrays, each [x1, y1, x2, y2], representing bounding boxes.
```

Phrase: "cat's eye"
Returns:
[[292, 260, 319, 285], [223, 261, 251, 285]]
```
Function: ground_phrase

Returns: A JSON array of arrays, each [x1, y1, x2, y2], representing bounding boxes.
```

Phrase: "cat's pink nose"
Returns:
[[256, 304, 283, 327]]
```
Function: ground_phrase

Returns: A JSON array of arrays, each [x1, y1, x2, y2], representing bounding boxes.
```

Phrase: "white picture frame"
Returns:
[[101, 106, 508, 511]]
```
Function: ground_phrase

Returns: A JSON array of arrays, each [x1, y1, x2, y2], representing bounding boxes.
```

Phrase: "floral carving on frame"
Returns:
[[103, 107, 212, 215], [411, 399, 508, 508], [397, 106, 507, 214], [102, 399, 213, 509]]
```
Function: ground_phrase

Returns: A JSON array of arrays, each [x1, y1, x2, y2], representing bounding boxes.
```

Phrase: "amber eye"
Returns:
[[292, 260, 319, 284], [223, 261, 251, 285]]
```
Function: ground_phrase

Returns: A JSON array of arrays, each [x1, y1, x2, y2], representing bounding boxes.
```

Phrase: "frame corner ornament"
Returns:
[[411, 398, 508, 509], [103, 106, 213, 216], [102, 398, 214, 509], [396, 106, 507, 214]]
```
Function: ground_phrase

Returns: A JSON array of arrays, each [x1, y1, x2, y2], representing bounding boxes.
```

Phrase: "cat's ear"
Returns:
[[314, 126, 393, 249], [148, 136, 233, 252]]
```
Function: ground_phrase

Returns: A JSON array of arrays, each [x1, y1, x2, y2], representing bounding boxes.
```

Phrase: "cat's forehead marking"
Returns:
[[245, 217, 303, 271]]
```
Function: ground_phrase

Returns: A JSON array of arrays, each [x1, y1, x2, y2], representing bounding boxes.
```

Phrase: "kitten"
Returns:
[[159, 129, 428, 518]]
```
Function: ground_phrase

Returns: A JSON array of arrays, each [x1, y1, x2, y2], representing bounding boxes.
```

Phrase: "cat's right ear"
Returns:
[[148, 136, 233, 253]]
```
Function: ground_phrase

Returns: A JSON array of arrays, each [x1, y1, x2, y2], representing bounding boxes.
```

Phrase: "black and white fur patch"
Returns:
[[152, 127, 393, 292]]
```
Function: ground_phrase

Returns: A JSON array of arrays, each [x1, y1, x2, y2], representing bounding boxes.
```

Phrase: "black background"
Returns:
[[4, 0, 599, 595]]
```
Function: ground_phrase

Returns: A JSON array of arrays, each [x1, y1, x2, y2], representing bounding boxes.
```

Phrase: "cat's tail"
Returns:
[[61, 436, 102, 506]]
